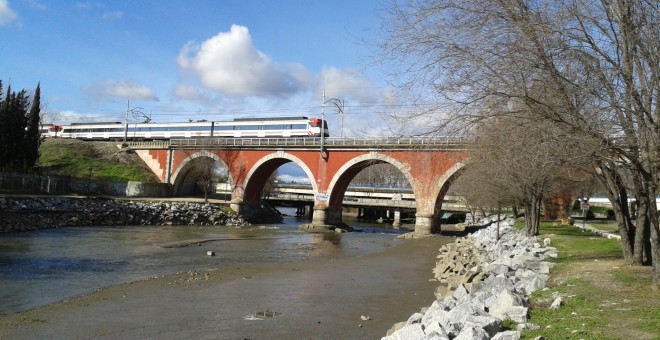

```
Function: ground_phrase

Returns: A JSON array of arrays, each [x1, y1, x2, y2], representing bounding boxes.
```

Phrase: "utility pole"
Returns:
[[323, 90, 345, 137], [123, 100, 129, 143], [321, 90, 326, 159]]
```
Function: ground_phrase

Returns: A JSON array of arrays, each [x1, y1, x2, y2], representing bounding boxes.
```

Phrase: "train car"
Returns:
[[214, 117, 328, 138], [58, 116, 329, 140], [39, 124, 63, 138]]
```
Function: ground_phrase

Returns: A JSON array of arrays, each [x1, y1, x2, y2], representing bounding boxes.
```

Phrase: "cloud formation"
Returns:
[[173, 84, 207, 101], [319, 67, 381, 103], [84, 79, 159, 101], [0, 0, 18, 26], [176, 24, 386, 112], [177, 25, 311, 98]]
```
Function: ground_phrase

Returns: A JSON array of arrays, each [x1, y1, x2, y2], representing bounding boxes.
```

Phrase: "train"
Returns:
[[40, 116, 329, 140]]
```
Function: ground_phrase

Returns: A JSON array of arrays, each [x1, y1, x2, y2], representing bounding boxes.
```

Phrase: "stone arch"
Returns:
[[171, 151, 228, 196], [430, 160, 468, 228], [326, 152, 415, 210], [241, 152, 318, 204]]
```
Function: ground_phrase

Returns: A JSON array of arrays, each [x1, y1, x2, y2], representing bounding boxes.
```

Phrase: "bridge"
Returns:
[[127, 136, 469, 234], [261, 185, 468, 210]]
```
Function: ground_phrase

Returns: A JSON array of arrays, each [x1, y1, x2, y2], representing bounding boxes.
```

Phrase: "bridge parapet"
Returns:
[[167, 136, 468, 150]]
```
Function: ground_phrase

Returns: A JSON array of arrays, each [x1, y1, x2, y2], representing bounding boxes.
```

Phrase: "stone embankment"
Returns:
[[0, 196, 248, 232], [384, 218, 557, 340]]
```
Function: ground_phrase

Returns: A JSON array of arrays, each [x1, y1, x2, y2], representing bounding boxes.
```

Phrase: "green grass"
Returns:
[[516, 221, 660, 339], [38, 139, 158, 183]]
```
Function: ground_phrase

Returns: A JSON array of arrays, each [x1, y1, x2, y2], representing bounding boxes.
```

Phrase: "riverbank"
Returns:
[[0, 234, 453, 339], [0, 196, 249, 232]]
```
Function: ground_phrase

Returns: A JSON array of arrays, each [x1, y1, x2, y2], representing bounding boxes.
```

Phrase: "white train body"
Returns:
[[58, 117, 329, 140]]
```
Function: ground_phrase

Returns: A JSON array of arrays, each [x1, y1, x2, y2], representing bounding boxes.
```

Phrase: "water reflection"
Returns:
[[0, 212, 404, 314]]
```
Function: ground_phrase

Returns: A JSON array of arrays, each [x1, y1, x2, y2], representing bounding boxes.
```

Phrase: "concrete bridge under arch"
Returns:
[[130, 137, 469, 234]]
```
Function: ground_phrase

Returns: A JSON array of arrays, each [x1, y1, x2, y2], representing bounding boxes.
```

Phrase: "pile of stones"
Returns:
[[0, 196, 248, 232], [384, 218, 557, 340]]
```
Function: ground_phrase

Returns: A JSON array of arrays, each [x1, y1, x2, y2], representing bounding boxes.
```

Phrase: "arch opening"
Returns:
[[171, 151, 231, 198], [240, 153, 317, 222], [327, 154, 415, 229], [430, 162, 469, 232]]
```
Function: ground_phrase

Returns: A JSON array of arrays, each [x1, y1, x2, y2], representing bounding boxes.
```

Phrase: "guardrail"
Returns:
[[266, 192, 468, 211], [166, 136, 468, 150]]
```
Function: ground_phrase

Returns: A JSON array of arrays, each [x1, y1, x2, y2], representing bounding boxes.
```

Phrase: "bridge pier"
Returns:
[[414, 212, 437, 235], [392, 210, 401, 229]]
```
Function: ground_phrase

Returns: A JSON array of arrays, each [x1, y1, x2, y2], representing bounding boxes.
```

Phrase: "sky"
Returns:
[[0, 0, 398, 138]]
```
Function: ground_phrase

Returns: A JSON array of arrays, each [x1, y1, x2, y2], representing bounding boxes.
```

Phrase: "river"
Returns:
[[0, 207, 410, 315]]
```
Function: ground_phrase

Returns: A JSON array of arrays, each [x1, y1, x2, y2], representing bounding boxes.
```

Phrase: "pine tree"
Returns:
[[24, 83, 42, 171], [0, 81, 6, 171], [0, 80, 41, 172], [0, 83, 29, 172]]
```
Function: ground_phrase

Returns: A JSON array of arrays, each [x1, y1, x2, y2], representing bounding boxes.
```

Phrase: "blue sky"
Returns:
[[1, 0, 398, 138]]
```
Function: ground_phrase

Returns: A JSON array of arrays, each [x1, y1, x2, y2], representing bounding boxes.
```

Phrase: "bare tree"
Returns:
[[195, 158, 216, 202], [379, 0, 660, 285], [262, 169, 280, 200], [352, 163, 409, 187]]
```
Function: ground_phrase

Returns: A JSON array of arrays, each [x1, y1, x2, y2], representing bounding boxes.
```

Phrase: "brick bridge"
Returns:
[[128, 137, 469, 234]]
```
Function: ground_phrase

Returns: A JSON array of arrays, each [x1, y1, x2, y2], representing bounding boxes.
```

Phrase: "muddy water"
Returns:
[[0, 208, 416, 315]]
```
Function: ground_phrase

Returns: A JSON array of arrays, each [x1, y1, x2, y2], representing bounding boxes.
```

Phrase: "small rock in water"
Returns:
[[206, 251, 215, 256]]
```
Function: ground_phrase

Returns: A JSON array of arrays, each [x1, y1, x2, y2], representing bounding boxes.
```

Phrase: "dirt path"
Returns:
[[0, 236, 452, 339]]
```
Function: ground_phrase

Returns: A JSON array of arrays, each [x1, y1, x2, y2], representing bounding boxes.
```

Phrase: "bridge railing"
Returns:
[[167, 136, 468, 149]]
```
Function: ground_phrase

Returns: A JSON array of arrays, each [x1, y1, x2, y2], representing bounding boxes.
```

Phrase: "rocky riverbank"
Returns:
[[384, 218, 557, 339], [0, 196, 249, 232]]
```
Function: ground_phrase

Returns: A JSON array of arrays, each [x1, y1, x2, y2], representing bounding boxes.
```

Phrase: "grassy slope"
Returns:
[[38, 139, 159, 183], [519, 223, 659, 339]]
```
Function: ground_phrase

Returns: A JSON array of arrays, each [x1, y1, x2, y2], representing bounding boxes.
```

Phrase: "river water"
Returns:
[[0, 207, 409, 315]]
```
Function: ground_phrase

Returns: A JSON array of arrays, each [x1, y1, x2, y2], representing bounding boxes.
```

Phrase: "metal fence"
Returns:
[[125, 136, 469, 150], [0, 173, 71, 195]]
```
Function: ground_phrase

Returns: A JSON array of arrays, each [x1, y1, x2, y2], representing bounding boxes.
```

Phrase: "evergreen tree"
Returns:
[[24, 83, 42, 171], [7, 90, 28, 172], [0, 81, 6, 171], [0, 81, 31, 172]]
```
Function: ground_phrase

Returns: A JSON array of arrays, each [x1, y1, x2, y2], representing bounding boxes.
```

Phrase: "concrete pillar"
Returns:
[[414, 212, 434, 235], [312, 206, 328, 226], [392, 210, 401, 228], [229, 199, 243, 214]]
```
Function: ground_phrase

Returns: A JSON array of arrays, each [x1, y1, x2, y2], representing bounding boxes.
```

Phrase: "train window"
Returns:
[[292, 124, 306, 129]]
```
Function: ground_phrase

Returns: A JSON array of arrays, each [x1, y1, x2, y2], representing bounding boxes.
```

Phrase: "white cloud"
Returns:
[[84, 79, 159, 101], [277, 174, 311, 184], [0, 0, 18, 26], [56, 110, 110, 123], [318, 67, 381, 104], [177, 25, 311, 98], [173, 84, 207, 101]]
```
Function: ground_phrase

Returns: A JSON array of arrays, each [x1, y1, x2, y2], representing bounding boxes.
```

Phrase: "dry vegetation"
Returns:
[[38, 139, 159, 183]]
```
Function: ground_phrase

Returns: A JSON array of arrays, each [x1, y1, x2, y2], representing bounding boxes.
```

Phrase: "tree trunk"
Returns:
[[634, 195, 649, 265], [595, 164, 636, 263], [631, 173, 651, 265], [644, 184, 660, 287], [523, 195, 542, 237]]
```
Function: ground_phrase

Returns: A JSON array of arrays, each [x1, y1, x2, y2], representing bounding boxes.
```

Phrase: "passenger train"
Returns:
[[42, 116, 329, 140]]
